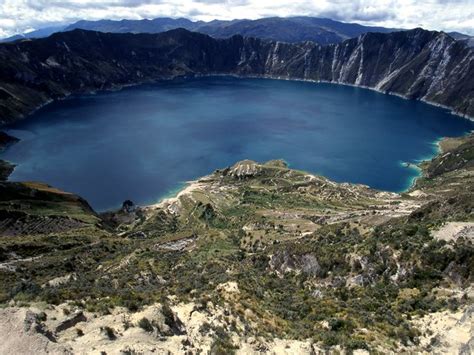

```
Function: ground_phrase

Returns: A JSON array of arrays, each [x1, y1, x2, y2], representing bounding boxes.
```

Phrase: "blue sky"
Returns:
[[0, 0, 473, 37]]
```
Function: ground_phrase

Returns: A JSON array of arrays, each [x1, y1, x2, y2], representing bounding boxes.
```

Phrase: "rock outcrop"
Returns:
[[0, 131, 18, 149], [54, 311, 87, 333], [0, 131, 18, 180]]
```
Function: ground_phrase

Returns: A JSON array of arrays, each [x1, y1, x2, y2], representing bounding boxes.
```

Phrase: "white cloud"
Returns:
[[0, 0, 472, 38]]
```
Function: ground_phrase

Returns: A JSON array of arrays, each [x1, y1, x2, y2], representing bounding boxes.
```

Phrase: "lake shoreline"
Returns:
[[1, 73, 473, 128], [0, 132, 468, 213], [1, 76, 472, 212]]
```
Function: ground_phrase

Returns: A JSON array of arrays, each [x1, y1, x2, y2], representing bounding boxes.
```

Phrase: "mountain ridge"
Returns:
[[3, 16, 472, 48], [2, 16, 398, 45], [0, 27, 472, 126]]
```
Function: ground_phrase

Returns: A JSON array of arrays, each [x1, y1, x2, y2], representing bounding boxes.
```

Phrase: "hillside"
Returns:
[[0, 131, 472, 353], [0, 27, 473, 126]]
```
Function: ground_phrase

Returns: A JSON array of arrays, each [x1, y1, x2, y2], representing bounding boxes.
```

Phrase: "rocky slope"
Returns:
[[0, 27, 473, 125], [0, 131, 18, 180], [0, 134, 472, 353]]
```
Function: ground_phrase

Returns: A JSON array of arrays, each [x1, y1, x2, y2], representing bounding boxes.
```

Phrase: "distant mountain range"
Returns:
[[69, 17, 399, 45], [1, 25, 65, 43], [3, 17, 472, 47], [0, 27, 472, 125], [1, 17, 398, 45], [449, 31, 474, 47]]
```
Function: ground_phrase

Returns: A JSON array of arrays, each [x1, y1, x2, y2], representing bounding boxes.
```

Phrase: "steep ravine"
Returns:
[[0, 27, 473, 125]]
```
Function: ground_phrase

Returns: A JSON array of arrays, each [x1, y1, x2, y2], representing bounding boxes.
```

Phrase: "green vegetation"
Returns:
[[0, 135, 472, 352]]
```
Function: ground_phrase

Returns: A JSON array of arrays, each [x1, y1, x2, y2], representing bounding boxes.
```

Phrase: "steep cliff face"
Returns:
[[237, 29, 474, 117], [0, 27, 472, 125]]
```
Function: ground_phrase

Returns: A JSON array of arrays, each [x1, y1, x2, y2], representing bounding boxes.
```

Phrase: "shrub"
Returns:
[[138, 317, 154, 332], [210, 328, 238, 355], [346, 338, 369, 350], [103, 326, 116, 340], [63, 308, 71, 316], [199, 322, 212, 335], [122, 316, 133, 330], [321, 331, 341, 347], [329, 318, 353, 332], [36, 312, 47, 322]]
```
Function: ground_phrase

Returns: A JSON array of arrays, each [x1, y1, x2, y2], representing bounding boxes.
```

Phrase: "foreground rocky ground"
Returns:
[[0, 133, 472, 354]]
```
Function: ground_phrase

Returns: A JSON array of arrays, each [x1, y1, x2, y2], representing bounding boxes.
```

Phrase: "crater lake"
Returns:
[[2, 76, 473, 211]]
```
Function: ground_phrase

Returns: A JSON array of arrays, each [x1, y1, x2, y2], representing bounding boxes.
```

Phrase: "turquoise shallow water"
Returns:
[[2, 77, 473, 211]]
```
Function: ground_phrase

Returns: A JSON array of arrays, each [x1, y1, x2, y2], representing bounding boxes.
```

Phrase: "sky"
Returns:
[[0, 0, 473, 38]]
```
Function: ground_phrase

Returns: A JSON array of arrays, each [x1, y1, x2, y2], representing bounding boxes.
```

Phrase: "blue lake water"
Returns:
[[2, 77, 473, 211]]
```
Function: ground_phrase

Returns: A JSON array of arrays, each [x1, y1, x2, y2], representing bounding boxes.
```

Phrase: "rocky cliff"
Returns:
[[0, 27, 473, 125]]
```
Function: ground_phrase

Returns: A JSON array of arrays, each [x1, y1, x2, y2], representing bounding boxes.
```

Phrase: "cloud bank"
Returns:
[[0, 0, 472, 38]]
